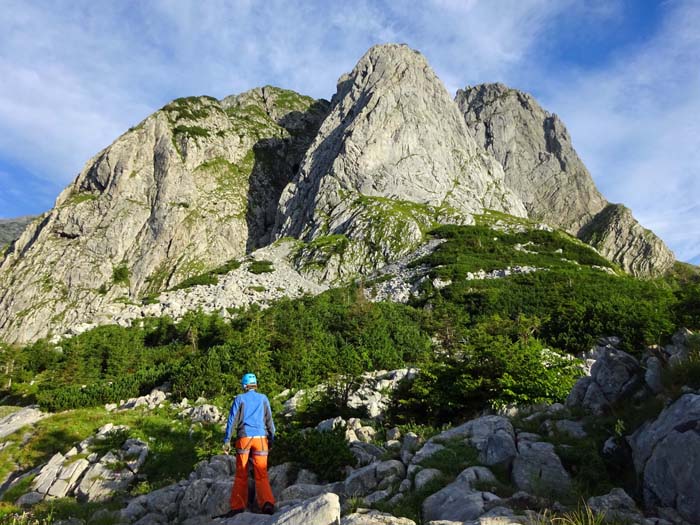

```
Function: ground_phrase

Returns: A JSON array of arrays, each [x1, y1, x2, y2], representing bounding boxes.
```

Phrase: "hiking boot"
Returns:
[[261, 502, 275, 515], [214, 509, 245, 519]]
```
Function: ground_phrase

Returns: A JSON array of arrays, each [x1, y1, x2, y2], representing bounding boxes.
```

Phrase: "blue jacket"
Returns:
[[223, 389, 275, 444]]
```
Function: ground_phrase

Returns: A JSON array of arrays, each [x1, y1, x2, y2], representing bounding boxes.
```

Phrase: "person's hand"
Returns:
[[223, 442, 230, 455], [267, 435, 274, 451]]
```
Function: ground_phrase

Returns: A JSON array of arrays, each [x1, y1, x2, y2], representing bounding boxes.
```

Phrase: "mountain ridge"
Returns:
[[0, 43, 676, 344]]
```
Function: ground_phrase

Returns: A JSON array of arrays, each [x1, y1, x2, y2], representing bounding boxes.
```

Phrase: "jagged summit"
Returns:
[[275, 44, 526, 242], [274, 44, 525, 278], [457, 82, 674, 276], [457, 82, 607, 235]]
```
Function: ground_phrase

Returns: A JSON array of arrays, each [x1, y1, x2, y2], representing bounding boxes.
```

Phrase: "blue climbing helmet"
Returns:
[[241, 373, 258, 389]]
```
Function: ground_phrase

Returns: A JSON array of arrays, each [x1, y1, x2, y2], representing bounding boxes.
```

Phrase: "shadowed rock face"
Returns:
[[457, 83, 674, 277], [0, 88, 328, 344], [274, 44, 526, 278]]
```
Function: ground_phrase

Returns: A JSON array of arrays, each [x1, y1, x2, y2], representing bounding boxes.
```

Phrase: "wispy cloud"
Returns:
[[0, 0, 697, 261], [538, 0, 700, 261]]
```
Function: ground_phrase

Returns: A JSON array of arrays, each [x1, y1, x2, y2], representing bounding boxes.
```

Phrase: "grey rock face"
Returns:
[[457, 83, 606, 236], [225, 493, 340, 525], [344, 464, 379, 497], [566, 348, 643, 415], [414, 468, 442, 491], [177, 478, 232, 521], [0, 88, 327, 344], [0, 406, 45, 439], [275, 44, 526, 280], [458, 83, 674, 277], [29, 428, 148, 504], [341, 509, 416, 524], [511, 441, 571, 496], [628, 394, 700, 523], [587, 488, 644, 523], [579, 204, 674, 277], [421, 466, 501, 523]]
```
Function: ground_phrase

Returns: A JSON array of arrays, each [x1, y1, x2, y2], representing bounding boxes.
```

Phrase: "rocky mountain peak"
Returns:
[[274, 44, 525, 278], [457, 83, 674, 276], [456, 82, 608, 236], [0, 88, 328, 343]]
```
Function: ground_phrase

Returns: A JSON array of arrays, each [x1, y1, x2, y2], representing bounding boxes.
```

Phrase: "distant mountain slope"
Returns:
[[0, 216, 37, 246]]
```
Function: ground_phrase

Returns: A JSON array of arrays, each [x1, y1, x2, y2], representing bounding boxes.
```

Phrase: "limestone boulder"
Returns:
[[342, 509, 416, 524], [422, 467, 501, 523], [587, 488, 644, 524], [628, 394, 700, 523], [224, 492, 340, 525], [0, 406, 45, 439], [567, 348, 643, 415], [511, 441, 571, 496]]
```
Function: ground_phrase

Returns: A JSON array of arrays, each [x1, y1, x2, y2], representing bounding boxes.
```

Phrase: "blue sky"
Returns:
[[0, 0, 698, 263]]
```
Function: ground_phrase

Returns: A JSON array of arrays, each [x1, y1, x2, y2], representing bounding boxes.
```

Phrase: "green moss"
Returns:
[[417, 437, 479, 476], [225, 103, 285, 140], [248, 285, 267, 292], [0, 474, 35, 502], [475, 209, 539, 229], [144, 263, 171, 295], [350, 195, 460, 254], [267, 86, 316, 113], [294, 235, 350, 272], [169, 258, 241, 292], [194, 155, 253, 214], [171, 273, 218, 291]]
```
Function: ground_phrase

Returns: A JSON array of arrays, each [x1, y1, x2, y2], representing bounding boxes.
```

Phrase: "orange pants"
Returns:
[[230, 436, 275, 511]]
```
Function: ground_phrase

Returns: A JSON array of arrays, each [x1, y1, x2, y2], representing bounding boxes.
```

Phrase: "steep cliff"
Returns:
[[457, 83, 674, 276], [0, 88, 328, 343], [275, 44, 526, 280]]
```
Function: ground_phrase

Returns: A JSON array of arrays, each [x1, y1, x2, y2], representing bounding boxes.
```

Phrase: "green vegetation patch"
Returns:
[[248, 260, 274, 274], [65, 192, 98, 207], [268, 86, 316, 113], [111, 264, 130, 286], [225, 103, 285, 140], [422, 224, 616, 278], [163, 96, 219, 122], [196, 154, 254, 201], [170, 258, 241, 292], [273, 426, 354, 482], [172, 125, 210, 139]]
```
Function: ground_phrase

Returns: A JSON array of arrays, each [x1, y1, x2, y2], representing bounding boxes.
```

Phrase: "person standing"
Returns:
[[217, 372, 276, 517]]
